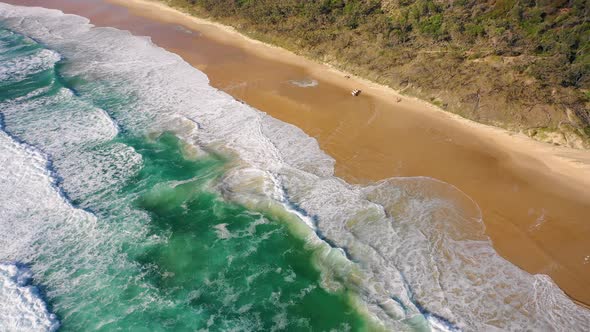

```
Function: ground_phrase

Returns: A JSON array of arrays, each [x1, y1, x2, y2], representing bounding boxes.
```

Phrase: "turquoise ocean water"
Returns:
[[0, 21, 373, 332], [1, 3, 589, 331]]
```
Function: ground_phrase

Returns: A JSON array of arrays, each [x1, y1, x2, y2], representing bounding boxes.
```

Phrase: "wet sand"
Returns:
[[5, 0, 590, 306]]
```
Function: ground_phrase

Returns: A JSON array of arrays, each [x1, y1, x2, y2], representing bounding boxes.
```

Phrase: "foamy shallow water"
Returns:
[[0, 263, 59, 332], [0, 3, 589, 331]]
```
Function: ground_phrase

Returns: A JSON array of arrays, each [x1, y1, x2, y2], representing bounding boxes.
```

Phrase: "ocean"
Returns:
[[0, 3, 589, 331]]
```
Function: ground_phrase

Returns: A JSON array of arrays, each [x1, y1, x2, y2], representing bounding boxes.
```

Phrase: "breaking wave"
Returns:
[[0, 263, 59, 332]]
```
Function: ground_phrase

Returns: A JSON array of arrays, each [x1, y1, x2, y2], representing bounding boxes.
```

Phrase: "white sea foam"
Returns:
[[0, 47, 60, 81], [0, 119, 154, 330], [0, 131, 77, 331], [1, 3, 589, 331], [173, 25, 197, 35], [0, 18, 151, 330], [289, 79, 319, 88], [0, 263, 59, 332]]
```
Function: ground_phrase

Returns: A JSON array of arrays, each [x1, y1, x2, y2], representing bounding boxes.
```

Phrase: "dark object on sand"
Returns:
[[351, 89, 361, 96]]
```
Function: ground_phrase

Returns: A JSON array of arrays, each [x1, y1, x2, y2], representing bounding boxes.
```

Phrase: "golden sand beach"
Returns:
[[6, 0, 590, 306]]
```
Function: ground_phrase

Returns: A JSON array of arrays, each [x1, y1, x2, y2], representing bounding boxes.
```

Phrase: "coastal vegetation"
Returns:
[[164, 0, 590, 148]]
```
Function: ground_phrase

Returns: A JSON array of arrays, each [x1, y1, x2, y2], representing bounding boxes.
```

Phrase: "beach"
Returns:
[[5, 0, 590, 309]]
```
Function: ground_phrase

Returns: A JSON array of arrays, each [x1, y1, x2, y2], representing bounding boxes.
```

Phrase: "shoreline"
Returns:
[[116, 0, 590, 194], [101, 0, 590, 307], [5, 0, 590, 307]]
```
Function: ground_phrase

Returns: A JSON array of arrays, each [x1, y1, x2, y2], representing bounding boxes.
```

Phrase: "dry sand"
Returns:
[[5, 0, 590, 306]]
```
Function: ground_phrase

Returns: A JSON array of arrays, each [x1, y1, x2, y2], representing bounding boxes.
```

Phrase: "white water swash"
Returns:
[[0, 3, 589, 331]]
